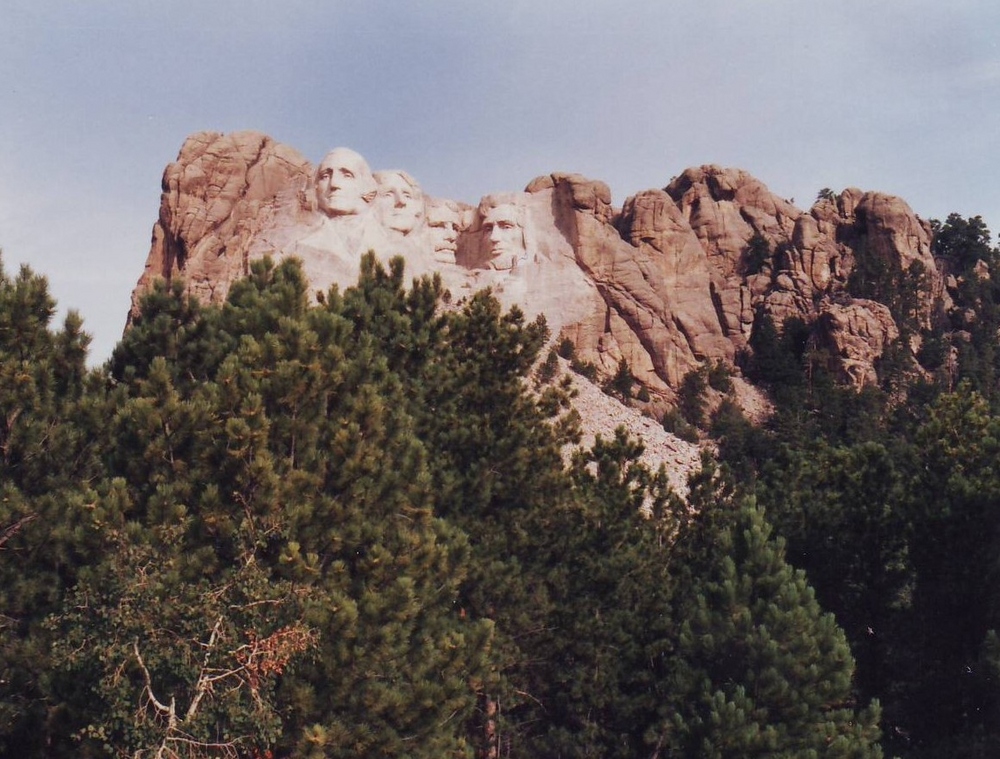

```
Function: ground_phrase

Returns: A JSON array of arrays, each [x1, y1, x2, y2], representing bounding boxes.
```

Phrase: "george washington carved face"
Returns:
[[314, 148, 377, 217]]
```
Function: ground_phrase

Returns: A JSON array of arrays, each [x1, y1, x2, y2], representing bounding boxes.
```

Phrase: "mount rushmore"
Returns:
[[131, 130, 948, 403]]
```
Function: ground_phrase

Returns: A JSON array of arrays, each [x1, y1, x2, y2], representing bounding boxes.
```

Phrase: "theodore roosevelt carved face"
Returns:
[[425, 199, 463, 262], [314, 147, 377, 217], [374, 170, 424, 235]]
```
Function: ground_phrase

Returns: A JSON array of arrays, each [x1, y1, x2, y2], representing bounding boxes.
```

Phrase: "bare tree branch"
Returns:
[[133, 639, 176, 726], [185, 616, 224, 722], [0, 512, 37, 550]]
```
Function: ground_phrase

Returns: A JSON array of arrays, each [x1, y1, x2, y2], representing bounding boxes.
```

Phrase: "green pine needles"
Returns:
[[0, 251, 882, 758]]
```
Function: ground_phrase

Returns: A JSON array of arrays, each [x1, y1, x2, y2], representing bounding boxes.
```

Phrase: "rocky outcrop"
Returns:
[[130, 131, 951, 404], [813, 299, 900, 387], [131, 132, 310, 317], [533, 174, 730, 390]]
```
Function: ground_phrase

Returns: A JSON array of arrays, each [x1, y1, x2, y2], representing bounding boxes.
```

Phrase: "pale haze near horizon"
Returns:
[[2, 1, 998, 363]]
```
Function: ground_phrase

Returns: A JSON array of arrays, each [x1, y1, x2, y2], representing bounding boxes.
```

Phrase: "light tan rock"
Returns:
[[130, 133, 955, 410], [664, 166, 814, 351], [813, 298, 900, 387], [666, 165, 800, 278], [854, 193, 936, 277], [524, 174, 726, 391], [815, 188, 943, 329], [374, 170, 424, 236], [791, 213, 838, 290], [130, 130, 310, 318]]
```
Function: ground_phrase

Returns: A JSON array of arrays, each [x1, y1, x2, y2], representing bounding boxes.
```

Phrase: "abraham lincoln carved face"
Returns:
[[481, 202, 525, 270]]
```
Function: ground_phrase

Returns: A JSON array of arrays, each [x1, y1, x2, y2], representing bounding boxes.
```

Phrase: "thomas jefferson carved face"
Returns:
[[314, 148, 377, 217], [426, 201, 462, 261], [374, 170, 424, 235], [482, 202, 525, 269]]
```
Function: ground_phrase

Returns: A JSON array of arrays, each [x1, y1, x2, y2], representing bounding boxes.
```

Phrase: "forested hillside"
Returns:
[[5, 213, 1000, 758], [706, 213, 1000, 758]]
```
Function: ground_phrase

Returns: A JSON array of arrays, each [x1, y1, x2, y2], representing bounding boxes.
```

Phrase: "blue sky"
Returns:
[[2, 1, 999, 362]]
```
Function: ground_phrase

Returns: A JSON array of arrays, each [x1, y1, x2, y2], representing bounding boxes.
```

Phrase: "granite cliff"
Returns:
[[132, 130, 953, 410]]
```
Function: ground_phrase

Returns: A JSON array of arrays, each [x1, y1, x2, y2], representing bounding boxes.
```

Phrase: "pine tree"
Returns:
[[898, 386, 1000, 753], [37, 257, 492, 758], [521, 429, 678, 759], [0, 255, 103, 756], [755, 439, 913, 717], [0, 247, 899, 758], [664, 489, 883, 757], [398, 285, 567, 757]]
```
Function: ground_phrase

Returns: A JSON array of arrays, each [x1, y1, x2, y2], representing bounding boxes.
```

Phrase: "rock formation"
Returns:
[[131, 132, 311, 314], [131, 130, 953, 406]]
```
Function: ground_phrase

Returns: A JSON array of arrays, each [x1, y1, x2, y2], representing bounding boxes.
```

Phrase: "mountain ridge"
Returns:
[[130, 130, 963, 424]]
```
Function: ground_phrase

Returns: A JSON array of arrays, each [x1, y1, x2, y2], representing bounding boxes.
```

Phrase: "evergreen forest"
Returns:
[[1, 212, 999, 758]]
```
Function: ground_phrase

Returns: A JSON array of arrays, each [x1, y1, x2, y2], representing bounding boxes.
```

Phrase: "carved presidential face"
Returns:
[[482, 203, 524, 269], [375, 171, 424, 235], [426, 201, 462, 260], [314, 148, 376, 217]]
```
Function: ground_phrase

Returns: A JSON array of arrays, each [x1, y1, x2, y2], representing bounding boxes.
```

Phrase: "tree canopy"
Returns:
[[0, 250, 883, 757]]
